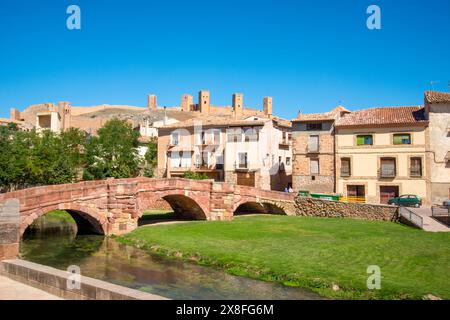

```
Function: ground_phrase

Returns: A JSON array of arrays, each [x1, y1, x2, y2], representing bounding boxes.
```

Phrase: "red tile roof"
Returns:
[[335, 106, 427, 128], [425, 91, 450, 104], [293, 106, 349, 122]]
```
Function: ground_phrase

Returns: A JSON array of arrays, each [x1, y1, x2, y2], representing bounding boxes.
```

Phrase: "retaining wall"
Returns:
[[294, 196, 398, 221]]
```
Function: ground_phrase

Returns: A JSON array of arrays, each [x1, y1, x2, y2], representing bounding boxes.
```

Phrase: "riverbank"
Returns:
[[117, 215, 450, 300]]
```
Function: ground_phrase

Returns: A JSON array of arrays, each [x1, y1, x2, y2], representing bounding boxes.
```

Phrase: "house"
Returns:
[[334, 106, 429, 205], [424, 91, 450, 205], [291, 106, 349, 193], [157, 97, 292, 191]]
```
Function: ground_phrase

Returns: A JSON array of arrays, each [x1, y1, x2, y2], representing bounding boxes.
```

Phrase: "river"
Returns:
[[20, 222, 321, 300]]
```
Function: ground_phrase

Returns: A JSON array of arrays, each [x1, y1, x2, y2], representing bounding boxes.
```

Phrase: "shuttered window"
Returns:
[[356, 135, 373, 145], [341, 158, 351, 177], [380, 158, 396, 177], [309, 135, 319, 152], [310, 159, 319, 175], [410, 157, 422, 177], [393, 133, 411, 145]]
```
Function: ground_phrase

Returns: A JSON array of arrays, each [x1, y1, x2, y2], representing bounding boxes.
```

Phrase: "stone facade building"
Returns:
[[291, 106, 348, 194]]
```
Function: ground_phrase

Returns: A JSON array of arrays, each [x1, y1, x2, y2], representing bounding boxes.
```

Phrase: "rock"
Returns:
[[423, 294, 442, 300]]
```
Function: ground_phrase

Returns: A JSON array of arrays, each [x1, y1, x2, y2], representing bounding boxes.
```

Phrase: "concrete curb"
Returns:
[[0, 259, 169, 300]]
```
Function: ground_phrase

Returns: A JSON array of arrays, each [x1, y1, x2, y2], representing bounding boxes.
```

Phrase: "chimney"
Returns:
[[232, 93, 244, 118], [198, 90, 210, 114], [9, 108, 21, 121], [147, 94, 157, 110], [181, 94, 194, 112], [263, 97, 272, 117]]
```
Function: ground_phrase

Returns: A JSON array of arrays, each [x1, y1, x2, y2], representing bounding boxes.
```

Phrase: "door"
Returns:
[[237, 172, 255, 187], [380, 186, 399, 204]]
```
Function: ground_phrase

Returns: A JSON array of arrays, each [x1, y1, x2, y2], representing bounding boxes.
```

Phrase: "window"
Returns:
[[238, 152, 248, 169], [380, 158, 396, 177], [308, 135, 319, 152], [356, 135, 373, 146], [215, 154, 224, 170], [410, 157, 422, 177], [170, 152, 181, 168], [244, 127, 258, 142], [306, 123, 323, 131], [170, 132, 180, 146], [310, 159, 319, 175], [341, 158, 351, 177], [195, 152, 208, 168], [393, 133, 411, 145], [286, 157, 291, 166], [227, 128, 242, 142], [212, 130, 221, 144]]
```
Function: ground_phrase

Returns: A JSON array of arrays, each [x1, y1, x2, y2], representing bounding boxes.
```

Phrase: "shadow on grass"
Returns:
[[138, 210, 184, 226]]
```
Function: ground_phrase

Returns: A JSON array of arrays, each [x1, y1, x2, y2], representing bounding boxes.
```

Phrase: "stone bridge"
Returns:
[[0, 178, 296, 258]]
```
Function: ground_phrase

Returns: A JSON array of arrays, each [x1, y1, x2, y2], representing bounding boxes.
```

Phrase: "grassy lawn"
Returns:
[[138, 210, 175, 224], [118, 215, 450, 300]]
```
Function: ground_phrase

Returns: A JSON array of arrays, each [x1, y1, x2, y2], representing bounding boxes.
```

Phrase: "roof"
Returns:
[[272, 117, 292, 128], [160, 114, 270, 130], [425, 91, 450, 104], [335, 106, 428, 128], [293, 106, 349, 122]]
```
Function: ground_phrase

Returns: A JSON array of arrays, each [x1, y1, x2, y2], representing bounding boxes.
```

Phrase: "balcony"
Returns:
[[279, 140, 291, 149]]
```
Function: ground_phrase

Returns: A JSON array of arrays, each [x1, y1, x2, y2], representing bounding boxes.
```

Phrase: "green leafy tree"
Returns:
[[182, 171, 209, 180], [143, 137, 158, 177], [83, 118, 141, 180]]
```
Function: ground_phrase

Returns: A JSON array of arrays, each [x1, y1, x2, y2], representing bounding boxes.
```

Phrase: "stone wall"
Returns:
[[294, 196, 398, 221], [0, 199, 20, 260]]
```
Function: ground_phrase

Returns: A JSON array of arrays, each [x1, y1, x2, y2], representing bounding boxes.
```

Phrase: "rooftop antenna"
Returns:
[[430, 80, 440, 90]]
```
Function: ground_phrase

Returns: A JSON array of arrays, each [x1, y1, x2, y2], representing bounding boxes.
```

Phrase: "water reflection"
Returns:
[[21, 233, 322, 300]]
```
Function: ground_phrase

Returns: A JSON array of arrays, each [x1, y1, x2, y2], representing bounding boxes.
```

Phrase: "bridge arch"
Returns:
[[162, 194, 207, 220], [21, 204, 107, 236], [234, 201, 287, 216]]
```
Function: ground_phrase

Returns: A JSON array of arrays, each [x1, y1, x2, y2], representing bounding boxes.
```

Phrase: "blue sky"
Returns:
[[0, 0, 449, 120]]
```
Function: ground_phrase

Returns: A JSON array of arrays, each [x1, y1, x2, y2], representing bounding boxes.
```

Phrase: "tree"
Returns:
[[83, 118, 141, 180], [143, 137, 158, 177], [182, 171, 209, 180]]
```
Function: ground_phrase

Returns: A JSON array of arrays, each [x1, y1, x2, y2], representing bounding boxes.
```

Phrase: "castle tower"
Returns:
[[181, 94, 194, 112], [147, 94, 157, 110], [232, 93, 244, 118], [263, 96, 273, 117], [58, 102, 72, 131], [198, 90, 210, 114], [9, 108, 21, 121]]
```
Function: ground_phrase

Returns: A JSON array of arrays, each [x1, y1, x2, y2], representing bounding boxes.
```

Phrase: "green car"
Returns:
[[387, 195, 422, 208]]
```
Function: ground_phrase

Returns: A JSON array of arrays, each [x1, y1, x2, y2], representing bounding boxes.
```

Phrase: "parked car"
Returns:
[[387, 195, 422, 208]]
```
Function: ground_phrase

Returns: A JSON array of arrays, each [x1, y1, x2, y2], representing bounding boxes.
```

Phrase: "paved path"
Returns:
[[0, 275, 62, 300], [409, 208, 450, 232]]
